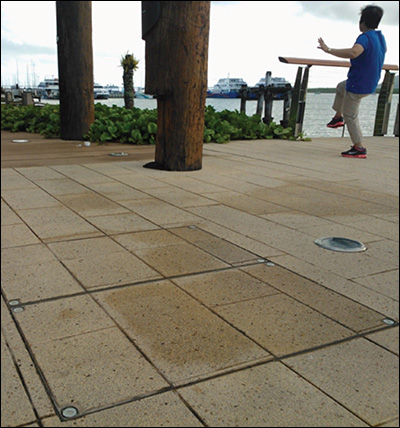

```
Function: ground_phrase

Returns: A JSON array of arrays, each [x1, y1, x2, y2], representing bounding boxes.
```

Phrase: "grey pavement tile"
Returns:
[[16, 206, 103, 242], [85, 181, 149, 202], [35, 178, 91, 196], [48, 236, 126, 260], [143, 186, 216, 208], [173, 269, 279, 308], [1, 223, 40, 248], [50, 165, 116, 185], [114, 229, 185, 252], [42, 392, 204, 427], [206, 190, 288, 216], [1, 187, 62, 210], [61, 251, 160, 289], [94, 281, 271, 384], [193, 237, 259, 265], [179, 362, 368, 427], [1, 170, 37, 190], [86, 212, 158, 235], [367, 327, 399, 355], [241, 264, 385, 333], [1, 244, 56, 268], [352, 270, 399, 301], [29, 328, 168, 413], [215, 294, 353, 356], [1, 200, 23, 225], [121, 198, 201, 227], [16, 166, 66, 181], [14, 295, 116, 344], [267, 254, 399, 321], [57, 193, 130, 218], [134, 242, 228, 277], [1, 332, 37, 427], [1, 299, 55, 420], [285, 338, 399, 426], [1, 260, 84, 303]]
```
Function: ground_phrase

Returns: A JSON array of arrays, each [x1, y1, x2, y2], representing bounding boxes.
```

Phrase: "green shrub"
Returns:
[[2, 103, 303, 144]]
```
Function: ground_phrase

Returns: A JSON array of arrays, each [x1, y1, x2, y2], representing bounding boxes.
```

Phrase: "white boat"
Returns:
[[37, 77, 60, 99], [207, 77, 248, 98], [94, 84, 110, 100], [256, 77, 291, 88]]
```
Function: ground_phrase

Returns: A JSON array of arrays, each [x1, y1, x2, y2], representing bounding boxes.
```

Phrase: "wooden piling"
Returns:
[[374, 70, 396, 136], [143, 1, 210, 171], [56, 1, 94, 140]]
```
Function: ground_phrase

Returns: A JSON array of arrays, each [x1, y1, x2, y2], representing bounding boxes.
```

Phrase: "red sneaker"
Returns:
[[327, 117, 345, 128], [341, 146, 367, 159]]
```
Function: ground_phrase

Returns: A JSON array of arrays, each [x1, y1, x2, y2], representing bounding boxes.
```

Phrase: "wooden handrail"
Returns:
[[279, 57, 399, 71]]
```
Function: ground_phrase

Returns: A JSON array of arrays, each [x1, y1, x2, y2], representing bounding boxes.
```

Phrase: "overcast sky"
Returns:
[[1, 1, 399, 89]]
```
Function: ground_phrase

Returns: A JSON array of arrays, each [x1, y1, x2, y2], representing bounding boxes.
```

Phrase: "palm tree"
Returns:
[[120, 53, 139, 109]]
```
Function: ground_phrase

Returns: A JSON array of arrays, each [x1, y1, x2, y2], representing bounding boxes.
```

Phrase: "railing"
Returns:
[[279, 57, 399, 137]]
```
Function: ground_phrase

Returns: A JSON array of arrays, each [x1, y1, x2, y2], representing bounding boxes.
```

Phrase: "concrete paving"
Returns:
[[1, 131, 399, 427]]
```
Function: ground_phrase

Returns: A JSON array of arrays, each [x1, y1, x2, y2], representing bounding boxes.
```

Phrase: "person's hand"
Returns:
[[318, 38, 330, 53]]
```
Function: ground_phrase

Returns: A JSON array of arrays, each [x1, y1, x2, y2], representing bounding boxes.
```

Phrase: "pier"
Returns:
[[279, 57, 399, 137]]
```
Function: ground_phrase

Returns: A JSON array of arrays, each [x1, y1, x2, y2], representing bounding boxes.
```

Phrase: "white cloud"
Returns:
[[1, 1, 398, 88]]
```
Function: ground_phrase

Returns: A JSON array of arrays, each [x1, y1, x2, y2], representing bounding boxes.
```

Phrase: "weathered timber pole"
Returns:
[[56, 1, 94, 140], [142, 1, 210, 171]]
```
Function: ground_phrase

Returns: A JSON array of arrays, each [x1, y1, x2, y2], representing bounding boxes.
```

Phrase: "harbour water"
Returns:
[[47, 93, 399, 139]]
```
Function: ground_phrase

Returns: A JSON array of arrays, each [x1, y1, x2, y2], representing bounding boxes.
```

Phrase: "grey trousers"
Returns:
[[333, 80, 370, 145]]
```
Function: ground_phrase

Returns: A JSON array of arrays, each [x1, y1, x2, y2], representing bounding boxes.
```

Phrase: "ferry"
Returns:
[[94, 84, 110, 100], [37, 77, 60, 99], [256, 77, 291, 88], [207, 77, 248, 98]]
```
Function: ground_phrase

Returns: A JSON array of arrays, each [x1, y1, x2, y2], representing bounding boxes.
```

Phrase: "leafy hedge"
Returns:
[[2, 103, 301, 144]]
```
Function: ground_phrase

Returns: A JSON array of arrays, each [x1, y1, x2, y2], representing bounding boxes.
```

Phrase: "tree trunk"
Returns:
[[144, 1, 210, 171], [123, 70, 135, 109], [56, 1, 94, 140]]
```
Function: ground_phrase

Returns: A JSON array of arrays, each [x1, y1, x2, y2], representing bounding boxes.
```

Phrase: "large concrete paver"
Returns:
[[1, 134, 398, 426]]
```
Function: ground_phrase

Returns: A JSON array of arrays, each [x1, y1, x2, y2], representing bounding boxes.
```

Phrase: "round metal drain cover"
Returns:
[[315, 237, 367, 253], [61, 406, 79, 419], [108, 152, 128, 157]]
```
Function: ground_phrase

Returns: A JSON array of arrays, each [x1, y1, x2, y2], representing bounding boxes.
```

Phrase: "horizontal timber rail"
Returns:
[[279, 56, 399, 137], [279, 56, 399, 71]]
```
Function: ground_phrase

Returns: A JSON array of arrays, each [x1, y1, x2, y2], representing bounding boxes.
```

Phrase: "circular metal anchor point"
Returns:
[[315, 237, 367, 253], [61, 406, 79, 419]]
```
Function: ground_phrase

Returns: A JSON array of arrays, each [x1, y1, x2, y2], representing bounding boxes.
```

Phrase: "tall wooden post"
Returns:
[[142, 1, 210, 171], [374, 70, 395, 136], [56, 1, 94, 140]]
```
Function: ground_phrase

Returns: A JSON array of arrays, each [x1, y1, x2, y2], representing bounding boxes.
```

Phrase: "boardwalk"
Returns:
[[1, 131, 399, 427]]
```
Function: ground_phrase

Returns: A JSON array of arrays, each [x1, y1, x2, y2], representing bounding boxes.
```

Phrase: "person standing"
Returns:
[[318, 5, 387, 158]]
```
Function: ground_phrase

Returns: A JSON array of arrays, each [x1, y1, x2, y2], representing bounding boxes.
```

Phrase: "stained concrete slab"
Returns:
[[134, 242, 228, 277], [215, 293, 353, 356], [241, 264, 386, 332], [94, 281, 271, 384], [1, 134, 398, 427], [173, 269, 279, 307]]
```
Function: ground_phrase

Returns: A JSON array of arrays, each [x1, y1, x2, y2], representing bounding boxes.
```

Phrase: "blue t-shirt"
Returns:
[[347, 30, 386, 94]]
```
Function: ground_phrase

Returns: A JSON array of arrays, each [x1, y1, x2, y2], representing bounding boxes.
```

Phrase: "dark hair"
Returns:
[[360, 5, 384, 29]]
